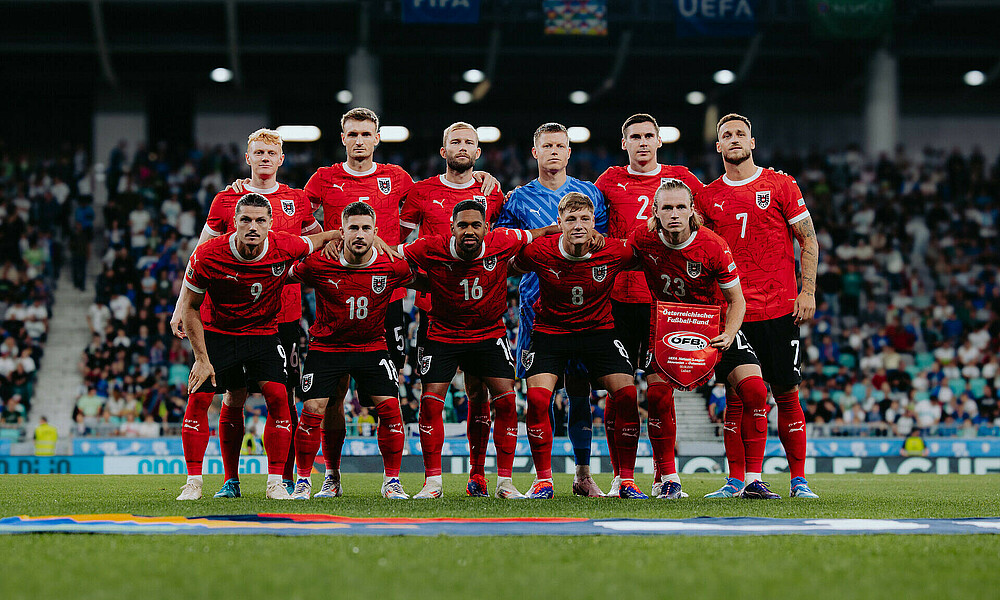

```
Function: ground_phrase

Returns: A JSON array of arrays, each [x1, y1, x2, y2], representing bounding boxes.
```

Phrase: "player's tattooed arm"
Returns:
[[182, 290, 216, 391], [790, 214, 819, 325], [472, 171, 500, 196]]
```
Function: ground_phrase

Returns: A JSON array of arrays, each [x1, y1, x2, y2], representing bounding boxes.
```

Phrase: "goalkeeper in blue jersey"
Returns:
[[495, 122, 609, 496]]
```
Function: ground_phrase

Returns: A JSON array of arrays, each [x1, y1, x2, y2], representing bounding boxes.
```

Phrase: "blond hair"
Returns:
[[341, 107, 379, 131], [654, 180, 703, 231], [442, 121, 477, 147], [247, 128, 283, 152], [557, 191, 594, 215]]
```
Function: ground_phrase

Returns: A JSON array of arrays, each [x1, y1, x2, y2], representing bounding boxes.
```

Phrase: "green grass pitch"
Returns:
[[2, 473, 999, 600]]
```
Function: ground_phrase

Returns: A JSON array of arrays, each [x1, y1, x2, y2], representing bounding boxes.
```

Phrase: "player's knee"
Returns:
[[526, 387, 551, 414], [303, 398, 328, 415], [223, 389, 248, 409], [736, 376, 768, 407]]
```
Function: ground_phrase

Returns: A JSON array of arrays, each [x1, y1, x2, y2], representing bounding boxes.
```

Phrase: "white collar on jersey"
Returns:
[[626, 164, 662, 177], [243, 182, 280, 195], [342, 162, 378, 177], [339, 246, 379, 268], [722, 166, 763, 187], [558, 234, 592, 261], [229, 233, 270, 262], [449, 236, 487, 261], [439, 174, 476, 189], [658, 228, 698, 250]]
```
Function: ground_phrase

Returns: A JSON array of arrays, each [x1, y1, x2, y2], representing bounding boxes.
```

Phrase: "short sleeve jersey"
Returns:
[[694, 167, 809, 322], [201, 182, 318, 324], [288, 250, 413, 352], [304, 162, 414, 302], [185, 231, 313, 335], [513, 236, 636, 335], [596, 164, 704, 304], [401, 228, 531, 344]]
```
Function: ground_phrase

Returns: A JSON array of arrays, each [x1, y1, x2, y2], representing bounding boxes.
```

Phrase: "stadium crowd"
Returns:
[[30, 136, 998, 440]]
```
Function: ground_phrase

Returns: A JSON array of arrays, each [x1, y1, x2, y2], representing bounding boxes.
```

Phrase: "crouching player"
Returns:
[[632, 180, 777, 499], [177, 193, 337, 500], [513, 192, 648, 499], [287, 202, 413, 499]]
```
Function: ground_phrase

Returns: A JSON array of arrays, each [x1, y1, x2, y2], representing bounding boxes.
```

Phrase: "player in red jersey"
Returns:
[[399, 122, 506, 495], [286, 202, 414, 500], [176, 194, 337, 500], [512, 192, 648, 499], [631, 180, 771, 499], [401, 200, 555, 499], [170, 129, 322, 497], [695, 114, 820, 499], [595, 113, 705, 497]]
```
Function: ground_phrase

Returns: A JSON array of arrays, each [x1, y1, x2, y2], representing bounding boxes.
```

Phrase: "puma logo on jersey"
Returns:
[[714, 202, 725, 210], [225, 274, 238, 281], [617, 182, 628, 191], [432, 199, 445, 208], [546, 268, 561, 279], [326, 279, 341, 289], [647, 254, 659, 265], [331, 183, 345, 191], [527, 208, 541, 216]]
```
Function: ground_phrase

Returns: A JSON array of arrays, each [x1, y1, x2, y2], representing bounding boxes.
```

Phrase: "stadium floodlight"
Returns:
[[713, 69, 736, 85], [686, 91, 706, 105], [210, 67, 233, 83], [379, 126, 410, 142], [567, 126, 591, 143], [275, 125, 321, 143], [569, 90, 590, 104], [476, 126, 501, 143], [336, 89, 353, 103], [659, 126, 681, 144], [463, 69, 486, 84], [963, 70, 985, 86], [453, 90, 473, 104]]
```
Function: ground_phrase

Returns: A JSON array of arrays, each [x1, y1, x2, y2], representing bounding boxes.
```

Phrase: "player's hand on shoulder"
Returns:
[[766, 166, 788, 177], [710, 331, 735, 351], [373, 235, 403, 261], [321, 238, 342, 260], [473, 171, 501, 197], [188, 358, 216, 392], [588, 230, 606, 251], [226, 178, 250, 194]]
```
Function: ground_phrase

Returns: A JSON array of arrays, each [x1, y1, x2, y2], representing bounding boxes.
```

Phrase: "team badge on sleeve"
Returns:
[[377, 177, 392, 195], [301, 373, 313, 393], [281, 199, 295, 216], [483, 255, 498, 271], [755, 190, 771, 209], [686, 261, 702, 278], [272, 263, 286, 277], [592, 265, 607, 282], [372, 275, 387, 294]]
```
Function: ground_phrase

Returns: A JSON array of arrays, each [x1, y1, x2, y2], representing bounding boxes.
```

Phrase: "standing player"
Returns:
[[286, 202, 414, 499], [595, 113, 704, 497], [399, 122, 506, 484], [176, 194, 336, 500], [169, 129, 321, 497], [512, 192, 647, 499], [495, 123, 609, 497], [631, 180, 773, 499], [401, 200, 555, 499], [695, 114, 819, 499]]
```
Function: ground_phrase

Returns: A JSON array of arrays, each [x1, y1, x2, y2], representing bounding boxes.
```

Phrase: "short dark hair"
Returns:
[[621, 113, 658, 138], [533, 122, 568, 145], [717, 113, 752, 133], [452, 199, 486, 222], [341, 201, 376, 223], [341, 107, 379, 131], [235, 193, 271, 216]]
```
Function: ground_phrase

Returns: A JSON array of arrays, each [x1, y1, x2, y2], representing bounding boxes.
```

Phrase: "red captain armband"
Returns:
[[652, 302, 722, 391]]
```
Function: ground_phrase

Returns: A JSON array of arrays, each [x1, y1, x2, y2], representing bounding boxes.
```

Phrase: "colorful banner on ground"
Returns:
[[675, 0, 757, 37], [807, 0, 893, 39], [544, 1, 608, 36], [400, 0, 480, 24]]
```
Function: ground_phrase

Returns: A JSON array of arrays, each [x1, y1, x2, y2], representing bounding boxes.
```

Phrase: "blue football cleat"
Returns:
[[213, 478, 241, 498], [741, 480, 781, 499], [704, 478, 745, 498], [466, 474, 489, 497], [657, 481, 683, 500], [790, 477, 819, 498], [283, 479, 295, 496], [619, 480, 650, 499], [527, 479, 554, 499]]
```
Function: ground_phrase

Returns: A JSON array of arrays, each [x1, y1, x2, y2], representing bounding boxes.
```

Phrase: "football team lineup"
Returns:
[[168, 108, 821, 504]]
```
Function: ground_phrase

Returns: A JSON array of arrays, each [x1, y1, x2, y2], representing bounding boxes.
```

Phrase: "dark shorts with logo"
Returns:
[[714, 330, 761, 384], [196, 331, 286, 394], [419, 336, 516, 384], [740, 313, 802, 388], [299, 349, 399, 400], [524, 330, 633, 381], [611, 300, 651, 373], [384, 299, 406, 370]]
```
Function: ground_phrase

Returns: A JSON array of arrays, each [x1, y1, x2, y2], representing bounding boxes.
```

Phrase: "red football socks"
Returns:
[[604, 389, 619, 477], [418, 393, 445, 477], [610, 386, 640, 480], [491, 391, 518, 478], [467, 396, 492, 478], [723, 387, 746, 482], [294, 410, 323, 479], [525, 386, 553, 479], [260, 382, 293, 476], [218, 401, 245, 481], [375, 398, 404, 478], [181, 392, 215, 476], [737, 376, 769, 475], [281, 386, 298, 481], [646, 381, 677, 478], [774, 389, 807, 478]]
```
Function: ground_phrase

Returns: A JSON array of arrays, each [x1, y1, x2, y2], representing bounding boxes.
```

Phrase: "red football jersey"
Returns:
[[596, 164, 704, 304], [399, 174, 505, 311], [513, 235, 636, 335], [201, 182, 319, 324], [629, 227, 739, 323], [289, 250, 413, 352], [185, 231, 314, 335], [694, 167, 809, 322], [401, 228, 530, 343], [304, 162, 414, 303]]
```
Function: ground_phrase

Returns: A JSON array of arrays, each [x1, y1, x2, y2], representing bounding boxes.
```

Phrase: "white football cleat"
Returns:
[[266, 479, 294, 499], [290, 478, 312, 500], [176, 480, 202, 501], [381, 478, 409, 499], [604, 476, 621, 497], [651, 479, 663, 498], [412, 478, 443, 499], [313, 475, 343, 498], [495, 478, 526, 499]]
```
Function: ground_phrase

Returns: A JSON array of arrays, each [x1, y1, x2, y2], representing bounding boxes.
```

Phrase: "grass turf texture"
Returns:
[[2, 474, 999, 600]]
